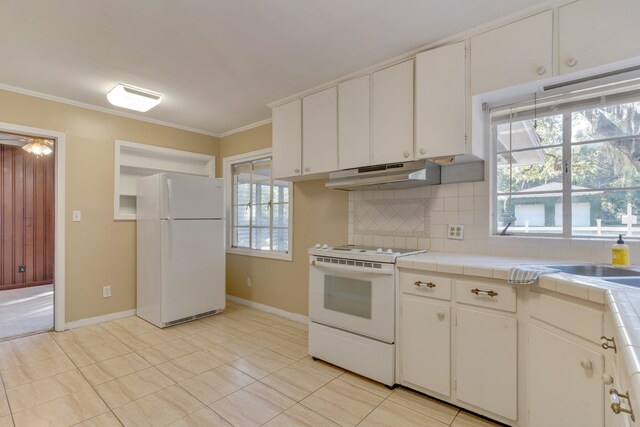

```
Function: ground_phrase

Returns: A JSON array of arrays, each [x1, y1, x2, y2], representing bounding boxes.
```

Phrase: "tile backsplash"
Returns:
[[347, 181, 640, 264]]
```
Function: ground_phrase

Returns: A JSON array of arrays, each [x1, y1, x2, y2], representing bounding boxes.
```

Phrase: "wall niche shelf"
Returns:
[[114, 140, 215, 220]]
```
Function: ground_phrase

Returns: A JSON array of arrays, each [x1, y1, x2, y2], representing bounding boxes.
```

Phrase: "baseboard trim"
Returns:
[[64, 309, 136, 330], [226, 295, 308, 324]]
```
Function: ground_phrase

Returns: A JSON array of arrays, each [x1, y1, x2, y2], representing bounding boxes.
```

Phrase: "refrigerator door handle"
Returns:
[[167, 178, 174, 259]]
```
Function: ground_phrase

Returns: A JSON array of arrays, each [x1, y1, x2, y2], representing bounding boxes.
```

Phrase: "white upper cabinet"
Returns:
[[302, 87, 338, 175], [416, 41, 467, 159], [559, 0, 640, 75], [272, 99, 302, 179], [470, 11, 553, 95], [338, 76, 370, 170], [372, 60, 414, 165]]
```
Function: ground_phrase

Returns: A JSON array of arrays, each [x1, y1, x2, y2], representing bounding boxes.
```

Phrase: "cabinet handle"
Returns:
[[610, 388, 636, 421], [536, 65, 547, 75], [304, 167, 310, 172], [566, 57, 578, 68], [437, 312, 445, 321], [419, 147, 426, 155], [294, 168, 300, 174], [601, 336, 617, 353], [415, 281, 436, 289], [403, 151, 410, 158], [579, 359, 592, 370], [602, 373, 614, 385], [471, 288, 498, 297]]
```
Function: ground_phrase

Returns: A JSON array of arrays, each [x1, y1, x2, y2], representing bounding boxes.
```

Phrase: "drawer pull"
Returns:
[[610, 388, 635, 421], [601, 336, 617, 353], [415, 281, 436, 289], [471, 288, 498, 297]]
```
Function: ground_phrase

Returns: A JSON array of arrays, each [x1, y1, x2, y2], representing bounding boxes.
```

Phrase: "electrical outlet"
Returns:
[[447, 224, 464, 240], [102, 285, 112, 298], [72, 211, 81, 222], [246, 277, 252, 287]]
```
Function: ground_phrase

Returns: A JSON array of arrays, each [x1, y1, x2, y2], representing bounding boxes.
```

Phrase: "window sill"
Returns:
[[226, 247, 293, 262]]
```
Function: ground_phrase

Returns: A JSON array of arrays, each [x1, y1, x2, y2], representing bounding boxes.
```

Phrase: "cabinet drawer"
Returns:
[[529, 292, 603, 343], [456, 280, 516, 313], [401, 272, 452, 301]]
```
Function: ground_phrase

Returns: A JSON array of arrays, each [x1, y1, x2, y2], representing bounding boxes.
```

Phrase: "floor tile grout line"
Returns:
[[0, 372, 16, 427]]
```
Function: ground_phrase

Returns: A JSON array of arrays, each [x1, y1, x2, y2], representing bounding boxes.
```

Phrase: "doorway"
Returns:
[[0, 132, 55, 339]]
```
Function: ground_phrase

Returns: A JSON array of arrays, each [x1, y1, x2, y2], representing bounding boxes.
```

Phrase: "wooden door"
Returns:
[[0, 144, 54, 289]]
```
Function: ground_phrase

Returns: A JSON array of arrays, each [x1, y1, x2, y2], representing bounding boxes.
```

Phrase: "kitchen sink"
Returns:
[[547, 264, 640, 277], [603, 277, 640, 288]]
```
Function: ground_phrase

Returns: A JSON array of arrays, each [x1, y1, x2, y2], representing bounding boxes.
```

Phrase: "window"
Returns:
[[224, 149, 292, 260], [493, 88, 640, 237]]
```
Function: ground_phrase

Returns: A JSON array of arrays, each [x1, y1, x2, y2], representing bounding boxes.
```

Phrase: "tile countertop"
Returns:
[[398, 251, 640, 411]]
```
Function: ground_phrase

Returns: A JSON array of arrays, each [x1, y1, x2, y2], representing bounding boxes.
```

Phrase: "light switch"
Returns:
[[72, 211, 81, 222]]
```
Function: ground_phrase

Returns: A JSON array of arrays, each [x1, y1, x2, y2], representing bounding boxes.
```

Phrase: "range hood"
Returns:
[[326, 160, 441, 191]]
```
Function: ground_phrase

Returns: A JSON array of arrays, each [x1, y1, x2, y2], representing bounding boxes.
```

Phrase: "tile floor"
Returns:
[[0, 301, 503, 427], [0, 284, 54, 341]]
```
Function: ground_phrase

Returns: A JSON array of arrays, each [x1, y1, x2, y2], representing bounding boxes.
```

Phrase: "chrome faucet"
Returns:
[[499, 222, 512, 235]]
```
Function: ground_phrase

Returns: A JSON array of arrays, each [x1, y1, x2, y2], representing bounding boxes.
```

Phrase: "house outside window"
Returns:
[[224, 148, 292, 260], [492, 87, 640, 237]]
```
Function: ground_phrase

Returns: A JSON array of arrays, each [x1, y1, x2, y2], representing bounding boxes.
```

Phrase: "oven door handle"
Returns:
[[310, 260, 394, 275]]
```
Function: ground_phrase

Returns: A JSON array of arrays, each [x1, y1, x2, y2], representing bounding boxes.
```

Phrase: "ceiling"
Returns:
[[0, 0, 549, 136]]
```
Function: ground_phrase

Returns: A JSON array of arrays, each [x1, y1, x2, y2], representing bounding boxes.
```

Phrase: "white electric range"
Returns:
[[307, 244, 426, 386]]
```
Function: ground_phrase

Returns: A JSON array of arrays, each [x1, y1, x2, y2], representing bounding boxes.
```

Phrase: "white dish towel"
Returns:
[[508, 266, 560, 285]]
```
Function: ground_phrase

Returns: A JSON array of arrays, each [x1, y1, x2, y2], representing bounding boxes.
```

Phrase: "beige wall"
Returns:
[[0, 89, 220, 322], [221, 124, 348, 316]]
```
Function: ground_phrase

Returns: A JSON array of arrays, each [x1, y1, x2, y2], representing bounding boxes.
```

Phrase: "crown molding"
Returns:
[[0, 83, 221, 137], [218, 118, 272, 138]]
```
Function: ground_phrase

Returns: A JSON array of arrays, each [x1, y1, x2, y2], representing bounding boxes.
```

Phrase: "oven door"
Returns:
[[309, 257, 395, 343]]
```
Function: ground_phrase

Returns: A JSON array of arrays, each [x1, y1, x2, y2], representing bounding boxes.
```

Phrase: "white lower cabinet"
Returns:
[[398, 269, 612, 427], [400, 295, 451, 396], [528, 323, 605, 427], [456, 306, 518, 421]]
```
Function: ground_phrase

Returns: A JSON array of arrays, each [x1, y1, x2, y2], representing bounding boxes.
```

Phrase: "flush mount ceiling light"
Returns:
[[22, 138, 54, 157], [107, 83, 163, 112]]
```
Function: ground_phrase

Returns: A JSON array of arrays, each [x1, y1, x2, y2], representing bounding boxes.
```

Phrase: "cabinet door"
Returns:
[[470, 11, 553, 95], [416, 41, 467, 159], [372, 60, 414, 165], [400, 296, 451, 396], [272, 99, 302, 179], [528, 324, 604, 427], [559, 0, 640, 74], [338, 76, 370, 169], [302, 87, 338, 175], [456, 307, 517, 420]]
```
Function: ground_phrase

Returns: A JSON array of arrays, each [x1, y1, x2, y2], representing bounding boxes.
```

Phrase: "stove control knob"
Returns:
[[376, 248, 383, 253], [386, 249, 394, 254], [314, 243, 321, 248], [322, 244, 329, 249]]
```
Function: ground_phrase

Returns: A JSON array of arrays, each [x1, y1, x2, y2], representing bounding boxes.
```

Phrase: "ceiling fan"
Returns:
[[0, 133, 53, 156]]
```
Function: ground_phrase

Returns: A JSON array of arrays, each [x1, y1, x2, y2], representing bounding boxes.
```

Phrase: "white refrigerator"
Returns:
[[136, 173, 225, 327]]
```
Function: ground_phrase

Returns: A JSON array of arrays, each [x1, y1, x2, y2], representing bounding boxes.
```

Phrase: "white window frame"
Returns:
[[490, 88, 640, 239], [223, 148, 293, 261]]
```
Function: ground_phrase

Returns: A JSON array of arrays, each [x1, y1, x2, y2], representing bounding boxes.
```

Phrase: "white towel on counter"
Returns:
[[508, 266, 560, 285]]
